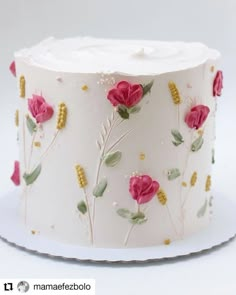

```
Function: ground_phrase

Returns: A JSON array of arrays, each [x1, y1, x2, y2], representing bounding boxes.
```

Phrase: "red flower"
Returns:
[[28, 94, 54, 123], [107, 81, 143, 108], [213, 70, 223, 97], [9, 61, 16, 77], [185, 105, 210, 130], [11, 161, 20, 186], [129, 175, 159, 205]]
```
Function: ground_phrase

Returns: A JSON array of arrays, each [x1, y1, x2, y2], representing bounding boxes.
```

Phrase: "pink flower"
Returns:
[[129, 175, 160, 205], [9, 61, 16, 77], [185, 105, 210, 130], [28, 94, 54, 123], [10, 161, 20, 186], [107, 81, 143, 108], [213, 70, 223, 97]]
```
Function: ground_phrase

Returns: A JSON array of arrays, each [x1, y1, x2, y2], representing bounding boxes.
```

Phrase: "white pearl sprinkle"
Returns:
[[133, 47, 145, 57]]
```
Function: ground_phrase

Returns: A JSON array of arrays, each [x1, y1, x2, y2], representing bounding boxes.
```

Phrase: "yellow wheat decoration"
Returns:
[[15, 110, 19, 127], [75, 165, 88, 188], [205, 175, 211, 192], [168, 81, 181, 104], [157, 189, 167, 205], [190, 171, 197, 187], [57, 102, 67, 129], [19, 76, 25, 98]]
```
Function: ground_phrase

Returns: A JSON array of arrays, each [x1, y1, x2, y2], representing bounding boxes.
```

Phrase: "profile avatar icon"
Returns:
[[17, 281, 30, 293]]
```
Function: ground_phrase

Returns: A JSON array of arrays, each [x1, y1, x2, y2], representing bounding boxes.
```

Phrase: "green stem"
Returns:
[[106, 128, 133, 154], [92, 113, 121, 226], [83, 188, 94, 245], [22, 116, 27, 171], [40, 130, 60, 163], [124, 223, 135, 246], [27, 130, 37, 172]]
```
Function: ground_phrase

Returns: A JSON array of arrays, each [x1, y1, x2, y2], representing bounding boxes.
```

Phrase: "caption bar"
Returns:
[[0, 279, 95, 294]]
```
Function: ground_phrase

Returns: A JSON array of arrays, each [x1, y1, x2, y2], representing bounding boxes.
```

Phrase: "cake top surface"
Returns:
[[15, 37, 220, 75]]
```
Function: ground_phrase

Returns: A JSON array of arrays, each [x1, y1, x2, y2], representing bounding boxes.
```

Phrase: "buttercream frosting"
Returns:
[[15, 37, 220, 75]]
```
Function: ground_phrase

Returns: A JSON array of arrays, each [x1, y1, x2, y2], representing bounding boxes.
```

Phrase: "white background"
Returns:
[[0, 0, 235, 294]]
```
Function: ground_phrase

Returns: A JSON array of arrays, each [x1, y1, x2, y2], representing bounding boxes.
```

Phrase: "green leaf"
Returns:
[[116, 208, 132, 219], [93, 178, 108, 198], [104, 151, 122, 167], [197, 199, 208, 218], [209, 196, 213, 207], [171, 129, 184, 146], [142, 80, 154, 97], [26, 115, 37, 135], [191, 136, 204, 152], [167, 168, 181, 180], [23, 164, 42, 186], [117, 105, 129, 119], [129, 211, 147, 225], [172, 141, 182, 146], [128, 105, 141, 114], [212, 148, 215, 164], [77, 201, 87, 214]]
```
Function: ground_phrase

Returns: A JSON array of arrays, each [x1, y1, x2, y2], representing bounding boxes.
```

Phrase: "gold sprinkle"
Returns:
[[34, 141, 41, 147], [182, 181, 187, 187], [81, 84, 88, 91], [56, 102, 67, 129], [15, 109, 19, 127], [75, 165, 87, 188], [31, 230, 36, 235], [197, 129, 204, 136], [210, 66, 215, 72], [168, 81, 181, 105], [164, 239, 171, 245], [205, 175, 211, 192], [19, 75, 25, 98], [190, 171, 197, 187], [157, 188, 167, 205], [139, 153, 145, 160]]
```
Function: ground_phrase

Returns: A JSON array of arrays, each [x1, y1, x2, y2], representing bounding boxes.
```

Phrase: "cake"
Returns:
[[9, 37, 223, 248]]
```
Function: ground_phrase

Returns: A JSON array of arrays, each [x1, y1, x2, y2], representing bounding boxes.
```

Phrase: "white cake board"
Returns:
[[0, 190, 235, 263]]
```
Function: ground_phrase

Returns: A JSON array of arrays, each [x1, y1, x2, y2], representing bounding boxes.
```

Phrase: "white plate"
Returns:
[[0, 190, 235, 263]]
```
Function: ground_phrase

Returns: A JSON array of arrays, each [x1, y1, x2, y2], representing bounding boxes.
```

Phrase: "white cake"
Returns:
[[10, 37, 223, 248]]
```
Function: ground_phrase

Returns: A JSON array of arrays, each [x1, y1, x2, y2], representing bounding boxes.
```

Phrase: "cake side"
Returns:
[[10, 38, 223, 248]]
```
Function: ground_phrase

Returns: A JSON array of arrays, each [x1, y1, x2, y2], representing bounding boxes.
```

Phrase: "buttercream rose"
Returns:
[[10, 161, 20, 186], [213, 70, 223, 97], [9, 61, 16, 77], [28, 94, 54, 123], [129, 175, 160, 204], [185, 105, 210, 130], [107, 81, 143, 108]]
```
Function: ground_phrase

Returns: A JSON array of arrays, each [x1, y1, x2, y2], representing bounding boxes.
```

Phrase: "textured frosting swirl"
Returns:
[[15, 37, 220, 75]]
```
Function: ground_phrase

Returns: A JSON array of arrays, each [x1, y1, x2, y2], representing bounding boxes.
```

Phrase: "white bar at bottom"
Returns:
[[0, 279, 95, 295]]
